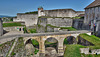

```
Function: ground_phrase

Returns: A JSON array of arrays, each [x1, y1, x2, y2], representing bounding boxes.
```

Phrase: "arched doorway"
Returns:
[[44, 37, 58, 57]]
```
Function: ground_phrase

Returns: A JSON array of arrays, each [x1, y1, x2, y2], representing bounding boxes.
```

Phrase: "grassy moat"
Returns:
[[64, 34, 100, 57]]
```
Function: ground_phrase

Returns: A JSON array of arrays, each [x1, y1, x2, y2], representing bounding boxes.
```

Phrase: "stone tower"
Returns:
[[0, 18, 3, 36], [38, 6, 45, 17]]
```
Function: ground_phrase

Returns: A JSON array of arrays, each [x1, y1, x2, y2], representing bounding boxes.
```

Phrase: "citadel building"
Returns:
[[84, 0, 100, 36], [13, 7, 84, 27]]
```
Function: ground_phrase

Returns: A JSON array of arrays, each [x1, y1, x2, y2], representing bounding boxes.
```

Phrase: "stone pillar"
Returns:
[[58, 39, 64, 56], [39, 37, 45, 57], [0, 18, 3, 36]]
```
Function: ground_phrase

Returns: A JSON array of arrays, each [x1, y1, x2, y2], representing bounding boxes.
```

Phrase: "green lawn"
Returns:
[[46, 24, 77, 31], [64, 34, 100, 57], [60, 27, 77, 31], [64, 44, 84, 57], [79, 34, 100, 49], [3, 22, 24, 27]]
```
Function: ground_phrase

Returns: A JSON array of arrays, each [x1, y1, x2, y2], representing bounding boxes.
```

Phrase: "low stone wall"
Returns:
[[77, 36, 94, 46], [3, 26, 24, 32], [80, 48, 100, 54]]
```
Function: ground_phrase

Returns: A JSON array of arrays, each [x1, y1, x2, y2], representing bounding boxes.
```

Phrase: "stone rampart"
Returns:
[[0, 18, 3, 36], [16, 13, 38, 26], [41, 9, 84, 17], [37, 18, 73, 32]]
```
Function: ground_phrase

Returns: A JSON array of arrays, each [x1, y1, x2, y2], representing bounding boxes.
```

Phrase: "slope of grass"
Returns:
[[64, 44, 84, 57], [3, 22, 24, 27], [79, 34, 100, 49], [60, 27, 77, 31]]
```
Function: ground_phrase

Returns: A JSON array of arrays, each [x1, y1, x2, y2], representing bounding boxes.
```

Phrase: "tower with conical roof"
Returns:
[[38, 6, 45, 16]]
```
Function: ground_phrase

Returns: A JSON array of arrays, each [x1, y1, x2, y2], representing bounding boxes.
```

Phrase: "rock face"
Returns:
[[25, 44, 35, 56], [45, 47, 58, 57], [0, 18, 3, 36]]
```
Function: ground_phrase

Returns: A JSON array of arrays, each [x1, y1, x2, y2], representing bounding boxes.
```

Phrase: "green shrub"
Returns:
[[34, 49, 39, 54], [23, 27, 28, 33], [64, 38, 68, 44], [31, 39, 39, 46], [25, 11, 38, 14], [11, 52, 16, 56], [28, 29, 37, 33]]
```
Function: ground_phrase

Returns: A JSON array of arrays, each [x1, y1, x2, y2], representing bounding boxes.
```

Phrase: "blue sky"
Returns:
[[0, 0, 94, 16]]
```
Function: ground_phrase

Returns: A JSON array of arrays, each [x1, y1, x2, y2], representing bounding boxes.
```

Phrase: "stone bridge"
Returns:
[[0, 30, 91, 56]]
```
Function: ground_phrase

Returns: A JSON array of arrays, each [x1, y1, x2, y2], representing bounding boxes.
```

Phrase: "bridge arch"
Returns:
[[44, 37, 58, 56], [24, 38, 39, 56], [63, 36, 77, 45]]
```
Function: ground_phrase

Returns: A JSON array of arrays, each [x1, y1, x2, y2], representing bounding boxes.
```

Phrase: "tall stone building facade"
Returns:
[[38, 7, 84, 17], [0, 18, 3, 36], [84, 0, 100, 36]]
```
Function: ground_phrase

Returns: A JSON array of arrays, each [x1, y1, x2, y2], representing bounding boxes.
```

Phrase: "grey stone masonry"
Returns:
[[0, 18, 3, 36]]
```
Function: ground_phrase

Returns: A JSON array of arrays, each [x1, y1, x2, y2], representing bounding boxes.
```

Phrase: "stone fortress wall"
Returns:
[[38, 18, 73, 27], [14, 13, 38, 26], [0, 18, 3, 36], [14, 7, 84, 28], [38, 7, 85, 17], [37, 18, 73, 33]]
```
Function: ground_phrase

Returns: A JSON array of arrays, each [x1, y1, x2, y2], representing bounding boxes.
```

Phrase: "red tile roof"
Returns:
[[85, 0, 100, 9]]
